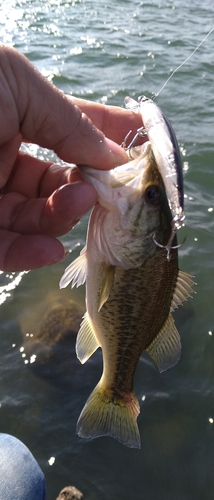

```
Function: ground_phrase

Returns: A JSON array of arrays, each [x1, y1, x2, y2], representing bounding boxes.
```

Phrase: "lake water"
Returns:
[[0, 1, 214, 499]]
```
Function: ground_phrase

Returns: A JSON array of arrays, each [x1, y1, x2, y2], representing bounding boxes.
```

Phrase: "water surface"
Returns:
[[0, 1, 214, 499]]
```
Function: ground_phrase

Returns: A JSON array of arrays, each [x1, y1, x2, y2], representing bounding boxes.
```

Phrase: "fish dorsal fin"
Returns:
[[98, 264, 115, 312], [76, 312, 100, 364], [59, 246, 87, 289], [146, 314, 181, 373], [170, 270, 195, 312]]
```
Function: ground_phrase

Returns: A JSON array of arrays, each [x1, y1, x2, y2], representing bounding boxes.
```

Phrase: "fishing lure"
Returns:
[[124, 94, 185, 260], [123, 27, 214, 260]]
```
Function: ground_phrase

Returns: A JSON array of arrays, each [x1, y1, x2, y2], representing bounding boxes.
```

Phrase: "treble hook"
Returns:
[[126, 126, 147, 150], [120, 130, 132, 148], [153, 214, 186, 261], [121, 127, 147, 150]]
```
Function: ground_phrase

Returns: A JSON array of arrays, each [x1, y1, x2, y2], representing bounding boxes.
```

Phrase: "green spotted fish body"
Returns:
[[60, 142, 194, 448]]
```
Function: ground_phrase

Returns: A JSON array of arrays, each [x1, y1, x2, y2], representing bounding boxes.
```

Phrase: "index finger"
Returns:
[[0, 46, 128, 172], [68, 97, 144, 145]]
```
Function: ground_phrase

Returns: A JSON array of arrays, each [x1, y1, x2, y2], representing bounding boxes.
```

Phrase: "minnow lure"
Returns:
[[124, 94, 185, 260], [123, 27, 214, 260]]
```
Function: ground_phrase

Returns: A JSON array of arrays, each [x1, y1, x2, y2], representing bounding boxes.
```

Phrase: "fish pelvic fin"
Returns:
[[76, 312, 100, 364], [170, 270, 196, 312], [76, 381, 141, 449], [146, 313, 181, 373], [98, 264, 115, 311], [59, 246, 87, 289]]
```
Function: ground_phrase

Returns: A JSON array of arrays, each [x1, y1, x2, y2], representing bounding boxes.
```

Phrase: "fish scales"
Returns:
[[60, 141, 194, 448], [95, 246, 178, 394]]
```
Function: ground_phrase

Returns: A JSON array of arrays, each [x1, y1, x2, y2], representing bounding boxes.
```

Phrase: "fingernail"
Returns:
[[62, 249, 69, 260]]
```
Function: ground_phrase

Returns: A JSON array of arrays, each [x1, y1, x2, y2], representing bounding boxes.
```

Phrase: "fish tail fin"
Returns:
[[76, 381, 141, 448]]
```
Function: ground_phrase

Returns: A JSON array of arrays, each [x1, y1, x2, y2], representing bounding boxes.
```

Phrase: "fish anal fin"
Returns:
[[76, 312, 100, 364], [59, 247, 87, 289], [98, 264, 115, 312], [146, 314, 181, 373], [170, 269, 196, 312], [76, 382, 141, 448]]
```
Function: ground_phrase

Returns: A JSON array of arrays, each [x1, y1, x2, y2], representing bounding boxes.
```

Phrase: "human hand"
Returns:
[[0, 45, 143, 272]]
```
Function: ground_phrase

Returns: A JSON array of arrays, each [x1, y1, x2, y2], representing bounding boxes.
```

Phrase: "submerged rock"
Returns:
[[56, 485, 83, 500], [21, 300, 84, 379]]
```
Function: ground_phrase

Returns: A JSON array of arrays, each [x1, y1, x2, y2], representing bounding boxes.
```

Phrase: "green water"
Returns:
[[0, 1, 214, 499]]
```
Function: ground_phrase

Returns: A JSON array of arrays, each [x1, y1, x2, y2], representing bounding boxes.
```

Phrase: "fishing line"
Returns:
[[153, 26, 214, 100]]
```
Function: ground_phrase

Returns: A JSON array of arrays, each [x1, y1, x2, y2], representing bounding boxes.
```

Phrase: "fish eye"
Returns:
[[145, 184, 161, 205]]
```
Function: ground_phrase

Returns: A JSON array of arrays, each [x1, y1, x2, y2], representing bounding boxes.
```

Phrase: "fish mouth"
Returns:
[[78, 142, 151, 184], [78, 143, 151, 210]]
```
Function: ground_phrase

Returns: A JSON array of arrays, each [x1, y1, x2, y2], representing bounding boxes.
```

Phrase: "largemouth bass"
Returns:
[[60, 142, 194, 448]]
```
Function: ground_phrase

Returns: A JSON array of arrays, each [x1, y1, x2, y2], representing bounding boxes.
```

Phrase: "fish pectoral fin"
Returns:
[[76, 312, 100, 364], [76, 381, 141, 449], [98, 264, 115, 311], [146, 313, 181, 373], [170, 269, 196, 312], [59, 246, 87, 289]]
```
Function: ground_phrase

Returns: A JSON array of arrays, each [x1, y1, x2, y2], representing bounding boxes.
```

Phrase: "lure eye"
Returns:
[[145, 184, 161, 205]]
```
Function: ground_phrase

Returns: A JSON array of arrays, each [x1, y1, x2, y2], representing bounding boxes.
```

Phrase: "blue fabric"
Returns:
[[0, 434, 46, 500]]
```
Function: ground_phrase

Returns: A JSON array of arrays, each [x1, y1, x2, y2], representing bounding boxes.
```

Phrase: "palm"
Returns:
[[0, 46, 143, 271]]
